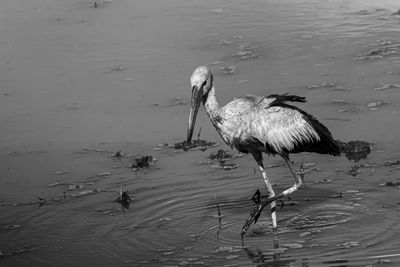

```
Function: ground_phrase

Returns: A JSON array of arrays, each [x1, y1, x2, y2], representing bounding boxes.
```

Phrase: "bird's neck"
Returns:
[[203, 87, 222, 125]]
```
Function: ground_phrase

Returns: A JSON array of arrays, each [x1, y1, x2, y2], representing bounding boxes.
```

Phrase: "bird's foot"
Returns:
[[251, 189, 261, 204], [241, 193, 285, 240]]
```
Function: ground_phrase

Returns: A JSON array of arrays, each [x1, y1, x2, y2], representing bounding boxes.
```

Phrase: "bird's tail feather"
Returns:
[[303, 114, 341, 156]]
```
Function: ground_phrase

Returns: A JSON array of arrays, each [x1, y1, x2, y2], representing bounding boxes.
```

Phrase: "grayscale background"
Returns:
[[1, 0, 400, 266]]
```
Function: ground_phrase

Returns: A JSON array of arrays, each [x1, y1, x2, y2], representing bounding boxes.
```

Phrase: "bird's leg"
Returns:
[[258, 164, 278, 230], [252, 152, 278, 230], [281, 156, 303, 197]]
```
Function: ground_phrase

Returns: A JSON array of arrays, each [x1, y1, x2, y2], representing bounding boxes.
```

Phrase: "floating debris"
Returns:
[[209, 149, 232, 161], [308, 82, 344, 90], [98, 207, 120, 216], [207, 60, 223, 66], [174, 128, 219, 151], [214, 246, 243, 253], [47, 181, 65, 187], [374, 84, 400, 91], [150, 97, 188, 108], [337, 140, 371, 162], [159, 217, 172, 222], [337, 106, 361, 113], [233, 43, 261, 60], [355, 40, 400, 60], [3, 224, 21, 230], [167, 97, 188, 106], [384, 181, 400, 187], [200, 150, 240, 170], [174, 139, 218, 151], [115, 185, 133, 213], [308, 82, 351, 91], [346, 165, 362, 177], [211, 162, 240, 170], [105, 64, 126, 73], [299, 231, 312, 237], [130, 156, 153, 169], [367, 101, 387, 111], [219, 65, 237, 75], [331, 99, 355, 105], [281, 243, 303, 249], [337, 241, 359, 249], [219, 40, 232, 46], [153, 143, 171, 151], [70, 189, 102, 197], [111, 150, 124, 159], [97, 172, 111, 177], [53, 170, 69, 175], [384, 160, 400, 166], [226, 255, 239, 260], [0, 245, 38, 258], [67, 184, 85, 190]]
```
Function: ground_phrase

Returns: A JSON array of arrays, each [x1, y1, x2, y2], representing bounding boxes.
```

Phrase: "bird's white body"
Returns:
[[204, 87, 324, 156]]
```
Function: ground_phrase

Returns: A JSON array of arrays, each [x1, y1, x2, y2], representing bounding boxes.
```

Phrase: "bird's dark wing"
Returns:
[[267, 93, 306, 106]]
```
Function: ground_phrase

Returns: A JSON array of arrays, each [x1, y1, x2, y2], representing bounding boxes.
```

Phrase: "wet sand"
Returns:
[[1, 0, 400, 266]]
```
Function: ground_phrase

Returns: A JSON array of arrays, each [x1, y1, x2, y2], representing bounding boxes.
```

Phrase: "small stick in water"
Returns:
[[212, 195, 224, 228]]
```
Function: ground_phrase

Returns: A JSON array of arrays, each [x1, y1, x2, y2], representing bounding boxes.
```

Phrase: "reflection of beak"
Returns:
[[187, 86, 202, 144]]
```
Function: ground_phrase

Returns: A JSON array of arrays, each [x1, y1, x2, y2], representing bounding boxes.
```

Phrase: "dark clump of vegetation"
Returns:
[[115, 186, 134, 215], [384, 181, 400, 187], [209, 149, 232, 161], [174, 128, 218, 151], [111, 150, 124, 159], [337, 140, 371, 162], [174, 139, 218, 151], [384, 160, 400, 166], [130, 156, 153, 169], [346, 164, 363, 177], [115, 190, 133, 209]]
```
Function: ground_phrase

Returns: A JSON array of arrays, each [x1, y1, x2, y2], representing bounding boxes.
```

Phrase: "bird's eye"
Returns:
[[202, 80, 207, 88]]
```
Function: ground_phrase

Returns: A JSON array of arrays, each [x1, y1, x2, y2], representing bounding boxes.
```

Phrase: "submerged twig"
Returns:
[[130, 156, 153, 169], [213, 195, 224, 229]]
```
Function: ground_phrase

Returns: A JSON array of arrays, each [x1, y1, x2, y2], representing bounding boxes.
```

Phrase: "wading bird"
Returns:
[[186, 66, 340, 231]]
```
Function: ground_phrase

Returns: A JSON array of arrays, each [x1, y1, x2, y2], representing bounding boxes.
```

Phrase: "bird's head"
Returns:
[[187, 66, 213, 144]]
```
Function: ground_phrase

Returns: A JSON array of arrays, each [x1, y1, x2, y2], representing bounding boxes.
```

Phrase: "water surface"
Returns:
[[1, 0, 400, 266]]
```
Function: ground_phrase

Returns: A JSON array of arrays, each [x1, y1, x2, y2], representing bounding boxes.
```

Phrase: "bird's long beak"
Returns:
[[187, 86, 202, 144]]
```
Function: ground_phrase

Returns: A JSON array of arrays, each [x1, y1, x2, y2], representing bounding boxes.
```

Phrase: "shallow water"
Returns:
[[1, 0, 400, 266]]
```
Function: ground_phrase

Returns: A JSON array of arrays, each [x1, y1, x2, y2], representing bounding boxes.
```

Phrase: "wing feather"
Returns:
[[251, 106, 320, 154]]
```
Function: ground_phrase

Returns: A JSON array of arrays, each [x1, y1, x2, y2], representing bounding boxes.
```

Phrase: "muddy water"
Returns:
[[1, 0, 400, 266]]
